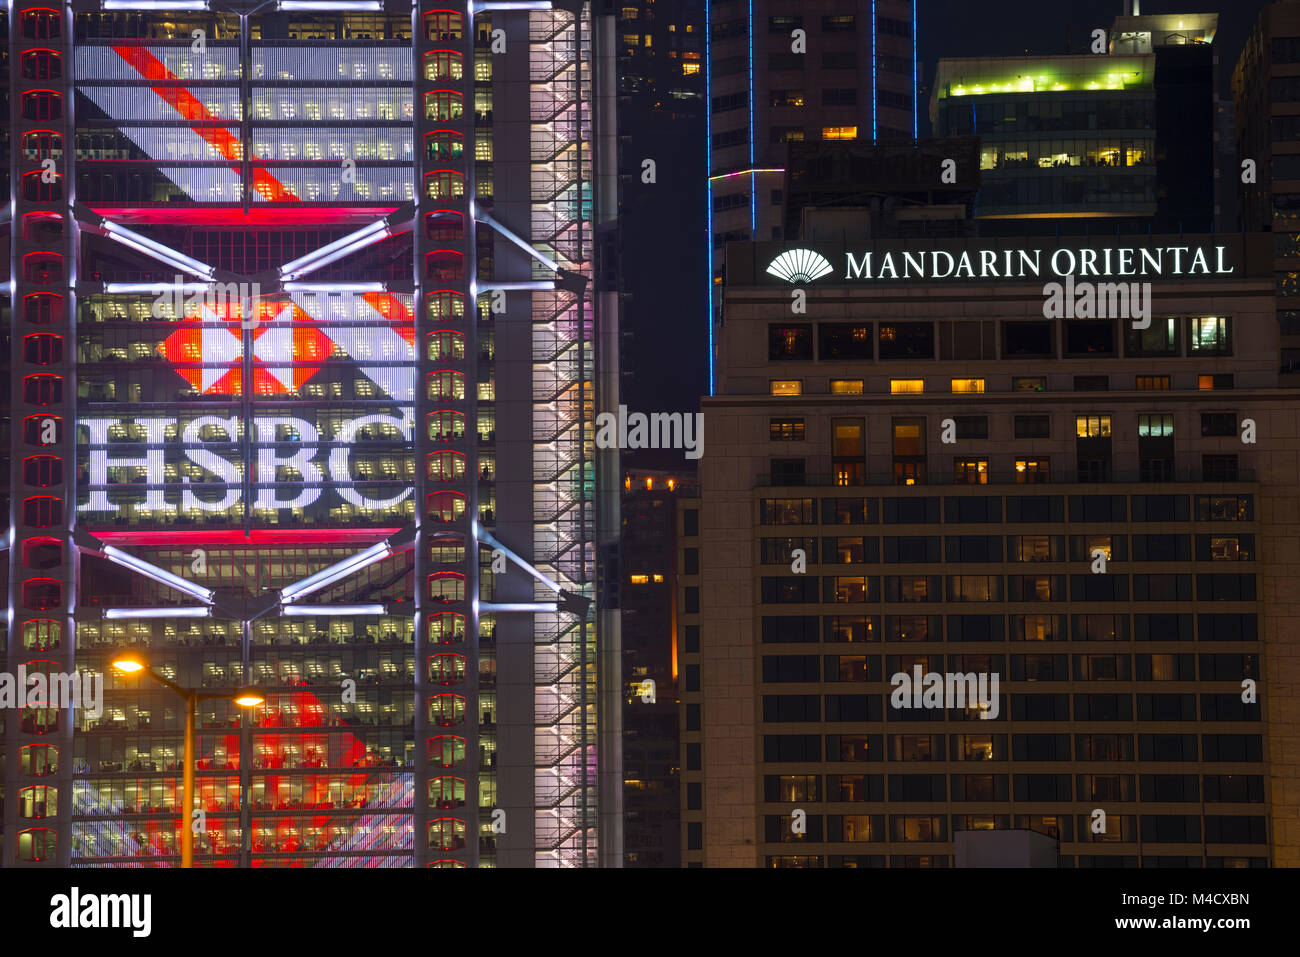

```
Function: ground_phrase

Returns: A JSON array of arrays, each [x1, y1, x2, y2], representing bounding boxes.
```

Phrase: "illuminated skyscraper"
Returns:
[[2, 0, 621, 869]]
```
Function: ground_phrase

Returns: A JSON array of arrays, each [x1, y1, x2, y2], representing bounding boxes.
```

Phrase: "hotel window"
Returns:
[[1010, 535, 1059, 562], [1013, 615, 1063, 641], [950, 378, 985, 394], [831, 379, 864, 395], [1014, 415, 1050, 439], [1015, 459, 1050, 483], [770, 380, 803, 396], [954, 416, 988, 439], [1127, 317, 1178, 356], [1198, 374, 1233, 390], [890, 379, 924, 395], [1075, 415, 1111, 438], [769, 324, 812, 359], [1200, 535, 1251, 561], [823, 126, 858, 140], [1138, 414, 1173, 438], [947, 575, 1000, 601], [892, 418, 925, 486], [1013, 376, 1046, 392], [820, 323, 872, 358], [879, 323, 934, 360], [1201, 412, 1236, 436], [1136, 375, 1171, 390], [1065, 321, 1116, 356], [1189, 317, 1232, 355], [954, 458, 988, 485], [1003, 321, 1053, 358], [770, 418, 806, 441], [832, 419, 865, 485]]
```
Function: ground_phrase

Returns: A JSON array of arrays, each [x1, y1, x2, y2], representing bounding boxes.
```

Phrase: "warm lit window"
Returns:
[[1075, 415, 1111, 438], [770, 418, 806, 440], [830, 379, 864, 395], [1015, 459, 1050, 483], [682, 63, 700, 75], [653, 574, 665, 583], [890, 379, 924, 395], [823, 126, 858, 140], [630, 574, 649, 584], [1136, 375, 1170, 390], [954, 458, 988, 484], [770, 380, 803, 396], [951, 378, 985, 394]]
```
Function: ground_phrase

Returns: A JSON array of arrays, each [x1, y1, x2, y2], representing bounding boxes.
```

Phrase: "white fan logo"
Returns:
[[766, 248, 834, 284]]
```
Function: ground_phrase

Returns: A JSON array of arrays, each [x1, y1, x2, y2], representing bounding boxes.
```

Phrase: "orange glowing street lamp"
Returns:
[[110, 652, 263, 868]]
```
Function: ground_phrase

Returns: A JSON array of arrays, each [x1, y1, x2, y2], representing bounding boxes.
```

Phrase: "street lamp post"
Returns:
[[110, 652, 264, 868]]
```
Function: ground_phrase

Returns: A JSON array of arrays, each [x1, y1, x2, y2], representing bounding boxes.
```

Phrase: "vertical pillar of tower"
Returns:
[[414, 2, 478, 868], [5, 2, 78, 868]]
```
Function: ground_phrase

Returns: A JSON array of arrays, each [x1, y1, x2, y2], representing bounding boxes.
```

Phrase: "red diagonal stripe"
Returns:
[[111, 45, 299, 203], [361, 292, 415, 346]]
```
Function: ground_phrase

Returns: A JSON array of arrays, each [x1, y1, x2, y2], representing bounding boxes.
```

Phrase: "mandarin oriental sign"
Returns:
[[842, 244, 1235, 282], [745, 236, 1267, 287]]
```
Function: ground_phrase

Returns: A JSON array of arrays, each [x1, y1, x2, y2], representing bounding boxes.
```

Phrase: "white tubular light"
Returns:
[[103, 282, 213, 294], [474, 1, 553, 10], [278, 220, 390, 281], [478, 213, 561, 272], [478, 602, 560, 613], [102, 221, 216, 281], [105, 606, 211, 620], [102, 545, 215, 603], [278, 1, 381, 10], [283, 281, 384, 293], [476, 281, 555, 292], [282, 604, 386, 616], [280, 541, 391, 603], [105, 0, 208, 8]]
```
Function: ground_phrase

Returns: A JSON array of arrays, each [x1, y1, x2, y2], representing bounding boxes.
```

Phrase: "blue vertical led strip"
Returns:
[[871, 0, 877, 142], [748, 0, 756, 234], [912, 0, 918, 139], [706, 0, 715, 394]]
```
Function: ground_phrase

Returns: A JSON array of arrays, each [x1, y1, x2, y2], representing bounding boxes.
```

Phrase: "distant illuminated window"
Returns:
[[830, 379, 863, 395], [1075, 415, 1111, 438], [630, 574, 649, 584], [822, 126, 858, 140], [950, 378, 985, 394], [890, 379, 924, 395], [1136, 375, 1170, 390], [653, 574, 665, 583], [1138, 413, 1174, 437], [682, 63, 700, 75], [771, 380, 803, 396], [1016, 459, 1050, 483]]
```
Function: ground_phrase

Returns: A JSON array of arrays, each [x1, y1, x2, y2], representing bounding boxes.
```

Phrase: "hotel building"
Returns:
[[679, 233, 1298, 866]]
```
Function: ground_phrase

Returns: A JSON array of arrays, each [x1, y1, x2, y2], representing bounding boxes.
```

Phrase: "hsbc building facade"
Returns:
[[3, 1, 622, 869]]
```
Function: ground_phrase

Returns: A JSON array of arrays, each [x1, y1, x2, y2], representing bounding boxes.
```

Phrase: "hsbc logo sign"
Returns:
[[78, 412, 416, 515]]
